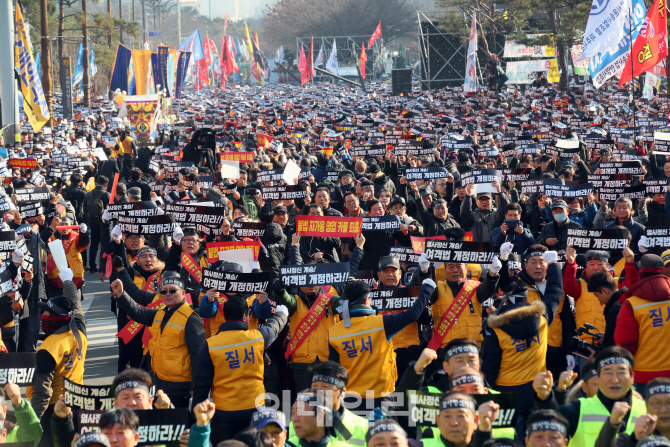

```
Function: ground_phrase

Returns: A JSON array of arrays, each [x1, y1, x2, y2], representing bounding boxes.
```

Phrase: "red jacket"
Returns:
[[615, 274, 670, 357]]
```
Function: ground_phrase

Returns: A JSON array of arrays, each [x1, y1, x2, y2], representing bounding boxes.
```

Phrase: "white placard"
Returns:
[[218, 248, 254, 273], [220, 160, 240, 179], [283, 160, 301, 185], [48, 239, 69, 272]]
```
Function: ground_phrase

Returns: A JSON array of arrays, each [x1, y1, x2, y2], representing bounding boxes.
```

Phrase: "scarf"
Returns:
[[41, 314, 70, 337]]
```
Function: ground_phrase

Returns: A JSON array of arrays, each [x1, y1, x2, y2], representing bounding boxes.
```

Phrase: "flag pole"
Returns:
[[629, 6, 636, 140], [665, 59, 670, 124]]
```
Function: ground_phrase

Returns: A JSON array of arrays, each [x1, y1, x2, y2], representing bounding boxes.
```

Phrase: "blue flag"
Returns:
[[73, 42, 83, 87], [177, 30, 204, 62]]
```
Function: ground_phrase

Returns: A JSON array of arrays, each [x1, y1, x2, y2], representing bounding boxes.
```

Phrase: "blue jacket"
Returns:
[[491, 226, 536, 253], [311, 165, 329, 183], [539, 202, 597, 227]]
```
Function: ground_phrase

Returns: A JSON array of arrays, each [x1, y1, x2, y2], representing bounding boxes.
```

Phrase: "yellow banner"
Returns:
[[131, 50, 153, 95], [14, 4, 50, 131]]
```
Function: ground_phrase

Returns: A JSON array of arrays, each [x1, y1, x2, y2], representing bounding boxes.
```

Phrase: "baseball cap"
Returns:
[[389, 196, 406, 207], [251, 408, 287, 431], [273, 205, 288, 214], [37, 295, 76, 315], [221, 262, 244, 273], [476, 192, 493, 200], [379, 256, 401, 270], [551, 200, 569, 210], [338, 170, 354, 179], [419, 188, 433, 198]]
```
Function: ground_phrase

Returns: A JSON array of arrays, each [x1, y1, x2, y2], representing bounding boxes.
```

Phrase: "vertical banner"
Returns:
[[109, 44, 133, 93], [131, 50, 153, 95], [14, 3, 50, 131], [463, 12, 478, 93], [60, 57, 73, 119], [157, 45, 170, 97], [151, 52, 160, 92], [175, 52, 191, 99]]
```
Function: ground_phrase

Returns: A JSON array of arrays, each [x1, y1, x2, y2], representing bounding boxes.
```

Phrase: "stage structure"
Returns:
[[417, 11, 506, 90]]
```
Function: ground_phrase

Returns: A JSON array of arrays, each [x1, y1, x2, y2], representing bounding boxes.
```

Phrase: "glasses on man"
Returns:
[[160, 289, 180, 295], [139, 254, 156, 260], [182, 237, 199, 244]]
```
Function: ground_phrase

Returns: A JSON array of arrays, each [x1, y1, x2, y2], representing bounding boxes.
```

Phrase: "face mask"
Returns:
[[554, 213, 567, 223]]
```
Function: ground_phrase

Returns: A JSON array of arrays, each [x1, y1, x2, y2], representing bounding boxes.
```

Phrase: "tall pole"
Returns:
[[119, 0, 124, 44], [629, 6, 636, 139], [209, 0, 212, 20], [107, 0, 112, 47], [0, 0, 15, 143], [82, 0, 90, 106], [132, 0, 135, 23], [141, 0, 146, 44], [177, 0, 181, 43], [40, 0, 53, 127]]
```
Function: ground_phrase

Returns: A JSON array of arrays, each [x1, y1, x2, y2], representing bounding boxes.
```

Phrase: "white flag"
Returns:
[[315, 46, 324, 67], [276, 45, 284, 64], [576, 0, 633, 61], [325, 39, 339, 75], [464, 13, 478, 93]]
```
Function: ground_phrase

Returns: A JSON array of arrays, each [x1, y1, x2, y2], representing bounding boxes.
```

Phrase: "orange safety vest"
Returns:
[[626, 295, 670, 378], [203, 294, 258, 339], [492, 314, 548, 387], [329, 315, 397, 398], [207, 328, 265, 411], [148, 302, 196, 382], [431, 281, 483, 347], [527, 287, 564, 348]]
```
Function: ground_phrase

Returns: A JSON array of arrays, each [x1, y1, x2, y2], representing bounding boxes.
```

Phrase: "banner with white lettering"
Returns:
[[502, 168, 532, 182], [566, 228, 630, 250], [63, 377, 115, 411], [261, 185, 307, 201], [361, 215, 401, 231], [232, 221, 266, 238], [117, 214, 176, 235], [0, 353, 36, 386], [544, 183, 593, 199], [389, 246, 420, 263], [644, 179, 670, 194], [279, 263, 350, 287], [653, 131, 670, 154], [0, 231, 17, 262], [598, 161, 643, 175], [256, 169, 284, 183], [135, 409, 189, 447], [407, 390, 518, 428], [165, 204, 225, 229], [405, 167, 449, 181], [598, 184, 646, 201], [202, 269, 269, 293], [644, 228, 670, 248], [368, 287, 420, 311], [424, 240, 496, 264], [459, 169, 503, 194], [14, 186, 50, 204], [588, 174, 632, 190], [107, 201, 160, 219]]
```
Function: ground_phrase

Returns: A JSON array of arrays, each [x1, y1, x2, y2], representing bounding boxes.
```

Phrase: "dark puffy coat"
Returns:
[[536, 218, 583, 252]]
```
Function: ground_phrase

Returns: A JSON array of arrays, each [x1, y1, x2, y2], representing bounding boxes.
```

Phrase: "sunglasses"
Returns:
[[160, 289, 180, 295]]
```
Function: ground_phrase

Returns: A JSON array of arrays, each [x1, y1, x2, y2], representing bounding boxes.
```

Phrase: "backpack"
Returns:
[[88, 190, 105, 227]]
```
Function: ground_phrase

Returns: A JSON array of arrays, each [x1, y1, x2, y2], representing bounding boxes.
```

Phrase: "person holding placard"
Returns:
[[41, 217, 89, 298], [461, 181, 508, 243], [27, 267, 86, 446]]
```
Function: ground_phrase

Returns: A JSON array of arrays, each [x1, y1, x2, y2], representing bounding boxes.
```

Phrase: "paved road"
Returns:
[[80, 270, 119, 386]]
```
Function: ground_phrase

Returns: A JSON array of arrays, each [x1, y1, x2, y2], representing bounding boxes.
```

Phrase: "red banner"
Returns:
[[220, 151, 254, 163], [181, 252, 202, 283], [410, 235, 447, 254], [296, 216, 362, 238], [8, 159, 37, 168], [206, 241, 260, 263], [285, 293, 333, 359], [117, 299, 163, 344]]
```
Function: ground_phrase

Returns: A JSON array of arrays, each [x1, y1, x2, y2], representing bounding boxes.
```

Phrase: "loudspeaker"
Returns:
[[392, 69, 412, 96]]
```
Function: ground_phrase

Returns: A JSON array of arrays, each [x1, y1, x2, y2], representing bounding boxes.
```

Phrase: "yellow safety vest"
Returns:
[[27, 329, 88, 405], [289, 295, 339, 364], [329, 315, 397, 398], [432, 281, 483, 347], [148, 302, 196, 382], [527, 287, 564, 348], [207, 328, 265, 411], [204, 294, 258, 339], [492, 314, 548, 387], [626, 295, 670, 376], [569, 395, 646, 447], [576, 278, 614, 339]]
